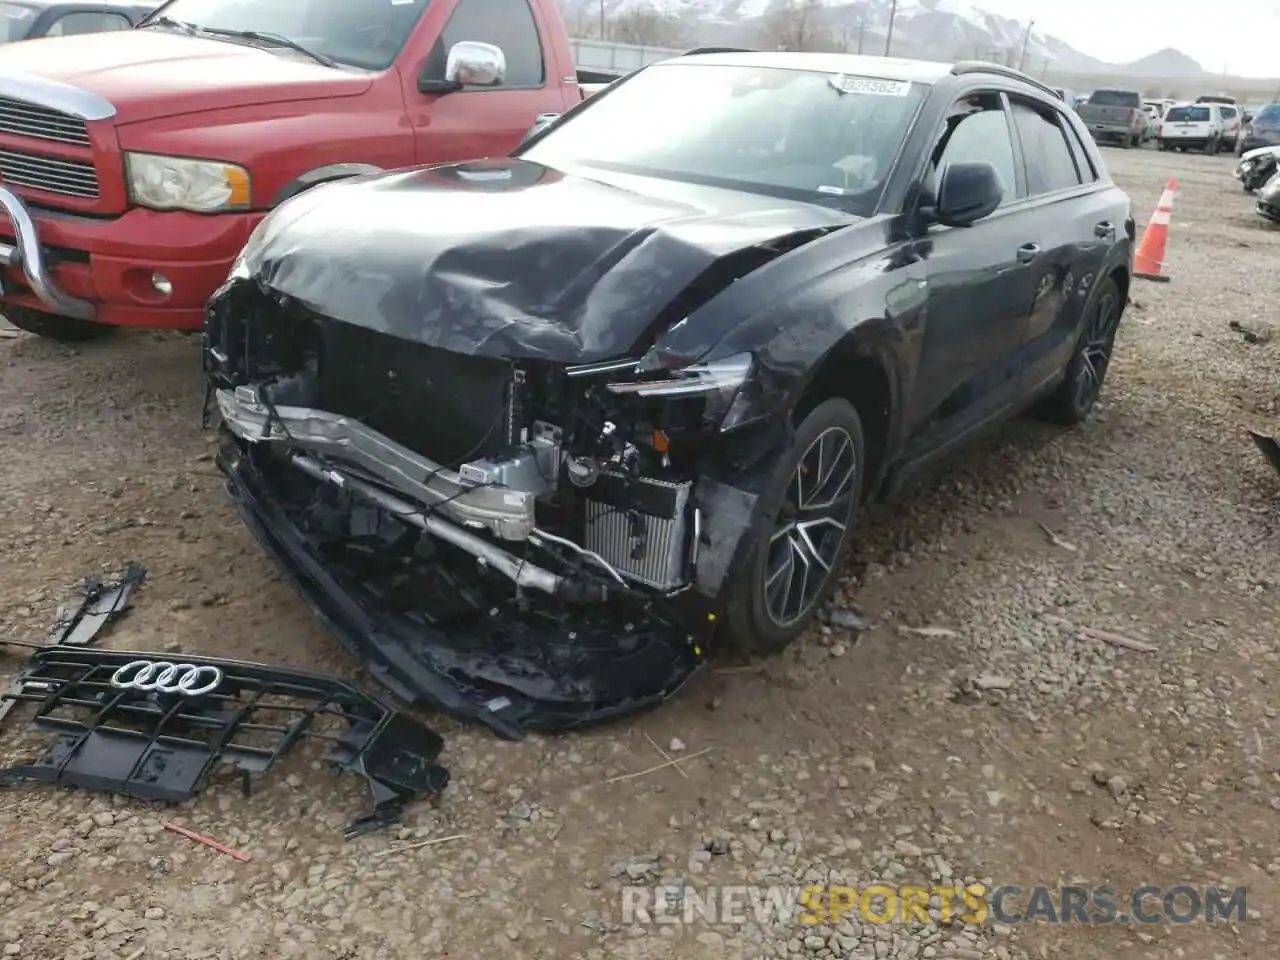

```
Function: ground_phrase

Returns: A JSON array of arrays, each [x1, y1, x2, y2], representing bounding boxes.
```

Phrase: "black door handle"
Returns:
[[1095, 221, 1115, 238], [1016, 243, 1041, 263]]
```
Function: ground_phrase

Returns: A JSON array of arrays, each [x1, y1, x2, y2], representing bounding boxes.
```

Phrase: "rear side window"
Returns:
[[1010, 100, 1081, 195], [1165, 106, 1210, 122], [1221, 105, 1238, 119], [1089, 90, 1140, 107], [434, 0, 545, 87]]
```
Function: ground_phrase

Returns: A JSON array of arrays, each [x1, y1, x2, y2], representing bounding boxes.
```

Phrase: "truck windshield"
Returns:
[[519, 62, 928, 213], [0, 2, 36, 42], [143, 0, 428, 69], [1088, 90, 1140, 107]]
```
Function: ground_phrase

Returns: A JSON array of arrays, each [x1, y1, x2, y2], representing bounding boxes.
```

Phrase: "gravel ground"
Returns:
[[2, 145, 1279, 960]]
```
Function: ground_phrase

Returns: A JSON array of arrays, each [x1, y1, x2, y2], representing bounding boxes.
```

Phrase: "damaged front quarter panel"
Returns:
[[202, 147, 912, 738]]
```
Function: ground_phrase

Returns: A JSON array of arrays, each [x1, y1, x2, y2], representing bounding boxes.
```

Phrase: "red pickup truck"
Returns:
[[0, 0, 588, 340]]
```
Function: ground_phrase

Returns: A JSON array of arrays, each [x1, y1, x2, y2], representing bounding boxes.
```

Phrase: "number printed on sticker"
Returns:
[[829, 75, 912, 97]]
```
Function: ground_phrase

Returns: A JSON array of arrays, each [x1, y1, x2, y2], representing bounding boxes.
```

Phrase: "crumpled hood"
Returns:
[[229, 157, 854, 363], [0, 32, 371, 124]]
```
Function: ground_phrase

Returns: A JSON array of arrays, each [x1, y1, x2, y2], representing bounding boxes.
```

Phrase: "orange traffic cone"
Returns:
[[1134, 178, 1176, 282]]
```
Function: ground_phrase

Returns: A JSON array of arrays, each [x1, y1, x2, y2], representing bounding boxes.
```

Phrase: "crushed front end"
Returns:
[[203, 283, 770, 737]]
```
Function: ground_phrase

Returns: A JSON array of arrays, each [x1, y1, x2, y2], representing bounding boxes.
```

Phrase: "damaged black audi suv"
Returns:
[[204, 51, 1134, 737]]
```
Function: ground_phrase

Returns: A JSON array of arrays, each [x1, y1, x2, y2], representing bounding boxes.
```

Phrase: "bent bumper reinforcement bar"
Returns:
[[289, 453, 564, 597], [0, 185, 96, 321], [216, 387, 536, 541]]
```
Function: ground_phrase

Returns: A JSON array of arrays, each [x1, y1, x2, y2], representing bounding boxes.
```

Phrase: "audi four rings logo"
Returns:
[[110, 660, 224, 696]]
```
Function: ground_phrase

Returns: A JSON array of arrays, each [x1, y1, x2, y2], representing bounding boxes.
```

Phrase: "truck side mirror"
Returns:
[[418, 40, 506, 94]]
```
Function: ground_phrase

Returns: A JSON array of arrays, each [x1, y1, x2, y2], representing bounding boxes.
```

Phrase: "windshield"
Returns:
[[1165, 106, 1210, 122], [0, 2, 35, 42], [1254, 103, 1280, 126], [520, 63, 928, 212], [142, 0, 428, 69]]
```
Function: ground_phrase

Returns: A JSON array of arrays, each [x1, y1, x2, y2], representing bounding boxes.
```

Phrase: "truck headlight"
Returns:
[[606, 353, 763, 431], [125, 152, 252, 213]]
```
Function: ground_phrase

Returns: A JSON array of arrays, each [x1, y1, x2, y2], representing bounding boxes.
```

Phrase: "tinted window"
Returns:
[[1062, 121, 1097, 181], [1221, 105, 1238, 119], [936, 102, 1018, 206], [1010, 101, 1080, 195], [1165, 106, 1210, 122], [521, 64, 928, 213], [1089, 89, 1141, 107], [436, 0, 544, 87], [45, 11, 131, 35]]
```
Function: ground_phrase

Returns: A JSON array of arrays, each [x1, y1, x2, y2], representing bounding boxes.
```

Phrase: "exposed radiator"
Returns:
[[583, 471, 691, 591]]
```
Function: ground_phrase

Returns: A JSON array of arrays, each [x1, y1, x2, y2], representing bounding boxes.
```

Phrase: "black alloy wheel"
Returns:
[[725, 397, 864, 654], [1035, 276, 1123, 426]]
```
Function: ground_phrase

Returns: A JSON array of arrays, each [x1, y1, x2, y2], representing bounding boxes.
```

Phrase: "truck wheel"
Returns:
[[723, 397, 864, 655], [2, 306, 112, 342]]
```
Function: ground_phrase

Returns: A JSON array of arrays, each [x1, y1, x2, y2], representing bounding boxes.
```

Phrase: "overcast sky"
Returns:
[[972, 0, 1277, 78]]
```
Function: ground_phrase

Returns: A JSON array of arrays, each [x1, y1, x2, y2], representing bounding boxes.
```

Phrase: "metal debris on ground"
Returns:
[[1036, 521, 1078, 552], [1077, 627, 1158, 654], [0, 647, 450, 838], [1248, 429, 1280, 476], [52, 562, 147, 646], [162, 821, 252, 862], [0, 563, 147, 727], [598, 746, 713, 785]]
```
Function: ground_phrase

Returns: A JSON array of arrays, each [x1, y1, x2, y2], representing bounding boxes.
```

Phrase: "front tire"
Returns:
[[723, 397, 864, 655], [3, 306, 111, 343], [1035, 277, 1124, 426]]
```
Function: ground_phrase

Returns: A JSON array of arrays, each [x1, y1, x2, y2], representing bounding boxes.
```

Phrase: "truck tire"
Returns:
[[2, 305, 112, 342]]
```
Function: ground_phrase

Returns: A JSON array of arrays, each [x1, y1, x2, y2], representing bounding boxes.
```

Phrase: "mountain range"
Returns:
[[560, 0, 1211, 78]]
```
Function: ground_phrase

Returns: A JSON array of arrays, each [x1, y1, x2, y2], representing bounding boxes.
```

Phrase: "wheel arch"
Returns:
[[269, 163, 385, 208], [790, 336, 899, 505]]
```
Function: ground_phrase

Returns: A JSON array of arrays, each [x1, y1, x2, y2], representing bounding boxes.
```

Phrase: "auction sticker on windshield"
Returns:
[[829, 75, 912, 97]]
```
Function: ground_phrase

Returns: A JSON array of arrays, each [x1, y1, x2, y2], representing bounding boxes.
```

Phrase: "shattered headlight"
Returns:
[[126, 152, 252, 213], [605, 352, 761, 431]]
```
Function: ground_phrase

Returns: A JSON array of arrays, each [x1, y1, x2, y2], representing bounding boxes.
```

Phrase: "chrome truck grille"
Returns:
[[583, 471, 692, 591], [0, 148, 98, 199], [0, 95, 90, 146]]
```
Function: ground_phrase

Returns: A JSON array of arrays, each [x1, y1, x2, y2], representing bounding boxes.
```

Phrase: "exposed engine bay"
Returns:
[[205, 289, 767, 736]]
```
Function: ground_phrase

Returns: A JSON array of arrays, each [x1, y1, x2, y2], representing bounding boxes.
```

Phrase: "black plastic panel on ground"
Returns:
[[0, 647, 450, 837]]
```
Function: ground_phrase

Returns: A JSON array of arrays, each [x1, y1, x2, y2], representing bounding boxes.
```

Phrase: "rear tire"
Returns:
[[723, 397, 864, 655], [2, 306, 111, 343], [1034, 277, 1124, 426]]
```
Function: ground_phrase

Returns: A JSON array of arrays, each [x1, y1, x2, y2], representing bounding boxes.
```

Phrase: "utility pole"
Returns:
[[1015, 18, 1033, 72], [856, 19, 865, 54], [884, 0, 897, 56], [598, 0, 605, 40]]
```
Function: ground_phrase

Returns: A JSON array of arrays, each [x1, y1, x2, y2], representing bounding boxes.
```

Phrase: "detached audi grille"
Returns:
[[0, 148, 98, 199], [0, 96, 90, 146]]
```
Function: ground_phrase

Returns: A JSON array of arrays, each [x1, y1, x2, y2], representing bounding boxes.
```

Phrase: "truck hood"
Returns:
[[0, 32, 372, 124], [221, 157, 854, 364]]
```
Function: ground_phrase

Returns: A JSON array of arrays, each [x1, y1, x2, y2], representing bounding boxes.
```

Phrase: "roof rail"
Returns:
[[950, 60, 1059, 99], [682, 46, 755, 56]]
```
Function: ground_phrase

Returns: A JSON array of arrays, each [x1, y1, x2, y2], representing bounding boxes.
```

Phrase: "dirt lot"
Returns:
[[1, 146, 1279, 960]]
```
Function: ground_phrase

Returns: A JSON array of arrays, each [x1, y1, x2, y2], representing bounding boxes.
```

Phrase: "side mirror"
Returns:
[[519, 113, 560, 146], [418, 40, 505, 94], [929, 161, 1003, 228]]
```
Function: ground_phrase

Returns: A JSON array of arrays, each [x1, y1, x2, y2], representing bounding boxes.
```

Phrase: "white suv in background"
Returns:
[[1158, 102, 1227, 154], [1218, 103, 1243, 151]]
